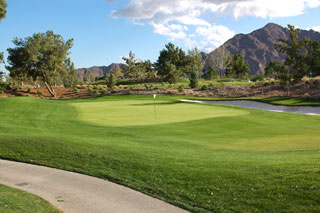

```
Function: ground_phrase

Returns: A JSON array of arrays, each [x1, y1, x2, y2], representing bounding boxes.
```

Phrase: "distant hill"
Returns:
[[205, 23, 320, 75], [77, 63, 124, 81]]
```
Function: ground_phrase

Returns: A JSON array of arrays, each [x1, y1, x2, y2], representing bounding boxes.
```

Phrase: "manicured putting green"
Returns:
[[70, 100, 248, 126]]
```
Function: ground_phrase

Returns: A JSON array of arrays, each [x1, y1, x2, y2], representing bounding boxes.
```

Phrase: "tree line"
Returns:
[[2, 0, 318, 98], [265, 24, 320, 94]]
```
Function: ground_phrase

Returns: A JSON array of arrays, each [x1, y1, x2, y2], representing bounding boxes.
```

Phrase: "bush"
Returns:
[[37, 90, 43, 97], [201, 84, 208, 91], [178, 85, 184, 92], [74, 87, 80, 94], [250, 74, 265, 82], [87, 87, 94, 93], [27, 88, 31, 93], [0, 82, 12, 92], [219, 77, 234, 82]]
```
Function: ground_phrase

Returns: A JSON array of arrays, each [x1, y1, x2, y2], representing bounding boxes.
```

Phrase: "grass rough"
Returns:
[[0, 184, 61, 213], [0, 95, 320, 212]]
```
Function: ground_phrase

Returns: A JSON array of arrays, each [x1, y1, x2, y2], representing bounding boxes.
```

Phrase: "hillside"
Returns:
[[205, 23, 320, 75], [77, 63, 124, 81]]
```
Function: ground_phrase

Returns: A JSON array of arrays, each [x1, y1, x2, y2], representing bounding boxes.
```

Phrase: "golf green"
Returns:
[[70, 100, 248, 126], [0, 95, 320, 212]]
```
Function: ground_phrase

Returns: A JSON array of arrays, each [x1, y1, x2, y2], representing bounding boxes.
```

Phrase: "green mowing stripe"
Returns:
[[0, 96, 320, 212], [0, 184, 61, 213]]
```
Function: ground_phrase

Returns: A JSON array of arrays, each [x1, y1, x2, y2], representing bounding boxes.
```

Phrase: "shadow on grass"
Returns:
[[129, 101, 182, 106]]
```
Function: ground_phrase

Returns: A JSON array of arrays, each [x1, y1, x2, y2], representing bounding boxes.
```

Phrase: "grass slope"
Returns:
[[0, 95, 320, 212], [0, 184, 60, 213]]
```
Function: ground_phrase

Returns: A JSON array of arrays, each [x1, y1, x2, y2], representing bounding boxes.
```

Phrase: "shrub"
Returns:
[[87, 87, 94, 93], [251, 74, 265, 82], [201, 84, 208, 91], [216, 82, 224, 92], [178, 85, 184, 92], [27, 88, 31, 93], [74, 87, 80, 94], [37, 90, 43, 97]]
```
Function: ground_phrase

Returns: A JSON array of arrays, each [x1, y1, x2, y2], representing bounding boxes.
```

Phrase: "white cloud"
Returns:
[[111, 0, 320, 52], [312, 25, 320, 32], [196, 25, 235, 51], [151, 23, 187, 40]]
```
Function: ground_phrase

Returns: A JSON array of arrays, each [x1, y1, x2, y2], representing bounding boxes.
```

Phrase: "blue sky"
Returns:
[[1, 0, 320, 71]]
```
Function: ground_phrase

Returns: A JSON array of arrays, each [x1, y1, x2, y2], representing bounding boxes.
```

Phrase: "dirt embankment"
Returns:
[[1, 81, 320, 100]]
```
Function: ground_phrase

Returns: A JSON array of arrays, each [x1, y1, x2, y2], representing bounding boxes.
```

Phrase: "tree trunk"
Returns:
[[44, 82, 56, 97], [143, 83, 149, 90]]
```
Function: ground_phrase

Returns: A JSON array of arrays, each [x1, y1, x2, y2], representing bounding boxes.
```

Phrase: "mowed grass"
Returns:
[[0, 95, 320, 212], [0, 184, 60, 213], [71, 99, 247, 126]]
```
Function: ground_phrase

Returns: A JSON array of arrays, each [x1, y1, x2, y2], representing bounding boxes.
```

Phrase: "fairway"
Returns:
[[1, 95, 320, 212], [71, 100, 248, 126]]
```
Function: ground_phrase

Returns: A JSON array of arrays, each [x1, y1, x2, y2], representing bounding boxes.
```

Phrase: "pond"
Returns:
[[180, 99, 320, 115]]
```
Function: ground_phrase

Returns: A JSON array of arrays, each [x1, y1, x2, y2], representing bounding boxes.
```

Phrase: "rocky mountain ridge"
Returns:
[[205, 23, 320, 75], [77, 63, 124, 81]]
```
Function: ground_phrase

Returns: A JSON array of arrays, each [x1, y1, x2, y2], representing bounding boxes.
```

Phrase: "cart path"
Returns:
[[180, 99, 320, 115], [0, 159, 188, 213]]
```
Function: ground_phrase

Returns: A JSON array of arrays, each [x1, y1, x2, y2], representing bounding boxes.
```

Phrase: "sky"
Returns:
[[1, 0, 320, 71]]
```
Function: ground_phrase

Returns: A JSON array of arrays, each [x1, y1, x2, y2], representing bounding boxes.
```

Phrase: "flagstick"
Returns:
[[153, 94, 157, 119]]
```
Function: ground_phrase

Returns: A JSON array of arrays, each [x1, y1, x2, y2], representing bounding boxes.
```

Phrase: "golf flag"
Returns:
[[153, 94, 157, 99]]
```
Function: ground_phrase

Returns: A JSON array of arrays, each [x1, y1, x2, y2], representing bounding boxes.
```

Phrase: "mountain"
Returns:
[[205, 23, 320, 75], [201, 52, 208, 61], [77, 63, 124, 81]]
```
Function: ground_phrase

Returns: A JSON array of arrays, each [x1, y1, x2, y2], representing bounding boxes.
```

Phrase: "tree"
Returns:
[[265, 61, 283, 79], [185, 47, 204, 88], [205, 46, 231, 77], [0, 53, 3, 82], [106, 73, 116, 90], [306, 40, 320, 77], [163, 62, 182, 88], [62, 58, 78, 87], [83, 69, 90, 82], [265, 61, 291, 95], [203, 66, 218, 80], [154, 43, 187, 82], [6, 31, 73, 97], [122, 51, 136, 79], [276, 25, 309, 81], [0, 0, 7, 22], [0, 0, 7, 81], [122, 51, 155, 89], [225, 54, 250, 79]]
